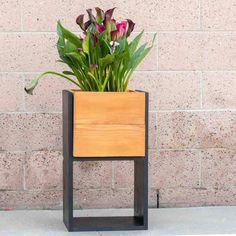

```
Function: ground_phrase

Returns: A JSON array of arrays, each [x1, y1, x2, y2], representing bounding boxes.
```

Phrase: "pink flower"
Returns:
[[116, 20, 127, 37], [96, 24, 105, 33], [111, 20, 128, 41]]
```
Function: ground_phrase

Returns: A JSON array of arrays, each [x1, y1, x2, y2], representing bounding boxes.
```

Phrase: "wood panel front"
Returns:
[[73, 91, 146, 157], [73, 91, 145, 125]]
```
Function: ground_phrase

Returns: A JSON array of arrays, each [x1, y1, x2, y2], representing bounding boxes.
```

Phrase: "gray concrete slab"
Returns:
[[0, 206, 236, 235]]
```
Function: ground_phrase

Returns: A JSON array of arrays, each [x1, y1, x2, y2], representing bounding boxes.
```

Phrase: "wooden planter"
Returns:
[[62, 90, 148, 232], [72, 90, 146, 157]]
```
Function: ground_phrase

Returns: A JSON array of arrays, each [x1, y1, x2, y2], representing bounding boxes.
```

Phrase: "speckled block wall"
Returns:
[[0, 0, 236, 209]]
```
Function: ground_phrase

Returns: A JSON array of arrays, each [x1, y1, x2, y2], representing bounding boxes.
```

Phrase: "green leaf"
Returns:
[[131, 33, 156, 70], [66, 52, 88, 69], [57, 21, 82, 47], [100, 39, 112, 55], [57, 37, 65, 57], [124, 33, 157, 88], [116, 38, 127, 53], [82, 32, 90, 54], [64, 40, 77, 53], [129, 30, 144, 56], [132, 47, 151, 70], [87, 72, 102, 91], [56, 22, 81, 66], [128, 43, 147, 70], [99, 54, 115, 68]]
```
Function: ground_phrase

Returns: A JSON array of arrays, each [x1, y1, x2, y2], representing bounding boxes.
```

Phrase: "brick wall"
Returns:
[[0, 0, 235, 209]]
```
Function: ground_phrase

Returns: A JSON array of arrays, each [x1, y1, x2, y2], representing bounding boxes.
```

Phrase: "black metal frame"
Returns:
[[62, 90, 149, 232]]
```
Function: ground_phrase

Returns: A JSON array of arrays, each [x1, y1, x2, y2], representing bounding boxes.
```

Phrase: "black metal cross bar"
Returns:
[[62, 90, 149, 232]]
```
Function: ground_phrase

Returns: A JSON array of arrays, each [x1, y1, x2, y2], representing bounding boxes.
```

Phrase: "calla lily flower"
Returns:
[[111, 20, 128, 41], [84, 20, 91, 30], [95, 7, 104, 23], [96, 24, 105, 33], [116, 20, 127, 36], [76, 14, 91, 31], [104, 7, 116, 25], [76, 14, 85, 30], [110, 30, 119, 41], [86, 9, 96, 23], [126, 19, 135, 37]]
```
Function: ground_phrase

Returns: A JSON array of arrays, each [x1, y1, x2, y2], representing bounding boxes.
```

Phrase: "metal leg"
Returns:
[[134, 158, 148, 229], [62, 90, 74, 231], [63, 158, 73, 231], [134, 90, 149, 228]]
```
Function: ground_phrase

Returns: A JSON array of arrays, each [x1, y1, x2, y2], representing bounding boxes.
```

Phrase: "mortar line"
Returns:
[[1, 108, 236, 115], [149, 69, 236, 72], [2, 30, 236, 33], [3, 70, 236, 74], [158, 147, 236, 151], [0, 111, 62, 114], [155, 109, 236, 112], [2, 147, 235, 155], [0, 31, 56, 34]]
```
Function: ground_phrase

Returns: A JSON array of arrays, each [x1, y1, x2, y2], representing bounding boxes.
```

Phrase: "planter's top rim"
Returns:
[[68, 89, 146, 93]]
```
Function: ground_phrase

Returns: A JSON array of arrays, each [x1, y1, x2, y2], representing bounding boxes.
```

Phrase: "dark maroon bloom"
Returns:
[[104, 7, 116, 25], [86, 9, 96, 23], [111, 30, 118, 41], [84, 20, 91, 30], [76, 14, 85, 30], [126, 19, 135, 37]]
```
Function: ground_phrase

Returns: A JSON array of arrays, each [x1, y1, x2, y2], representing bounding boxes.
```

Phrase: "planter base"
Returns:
[[62, 90, 149, 232], [71, 216, 147, 232]]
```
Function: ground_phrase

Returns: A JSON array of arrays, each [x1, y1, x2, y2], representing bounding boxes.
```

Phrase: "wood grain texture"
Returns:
[[74, 124, 145, 157], [73, 91, 145, 125], [72, 91, 146, 157]]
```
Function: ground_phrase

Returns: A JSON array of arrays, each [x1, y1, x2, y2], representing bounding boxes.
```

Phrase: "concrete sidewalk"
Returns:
[[0, 206, 236, 235]]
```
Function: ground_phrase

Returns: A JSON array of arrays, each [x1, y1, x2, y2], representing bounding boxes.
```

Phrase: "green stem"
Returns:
[[101, 66, 112, 92], [40, 71, 80, 86], [24, 71, 80, 94]]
